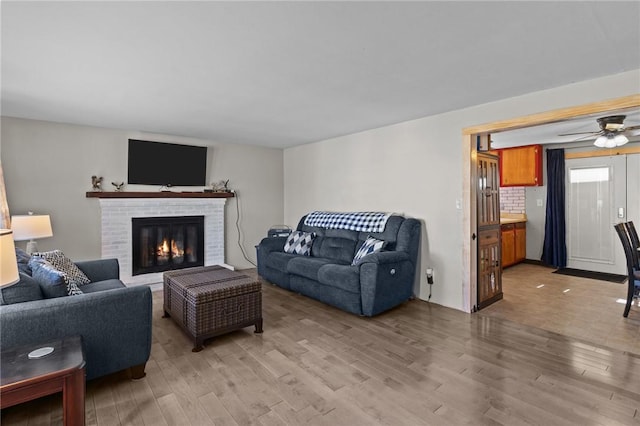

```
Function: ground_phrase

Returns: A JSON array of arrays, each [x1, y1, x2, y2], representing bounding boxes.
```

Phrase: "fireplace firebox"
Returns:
[[132, 216, 204, 276]]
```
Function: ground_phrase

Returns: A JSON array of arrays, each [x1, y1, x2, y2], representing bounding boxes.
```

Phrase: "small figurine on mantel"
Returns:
[[91, 176, 103, 191], [210, 179, 230, 192], [111, 182, 125, 192]]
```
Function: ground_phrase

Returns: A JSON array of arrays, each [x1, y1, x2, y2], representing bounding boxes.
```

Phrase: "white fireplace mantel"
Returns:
[[98, 197, 228, 286]]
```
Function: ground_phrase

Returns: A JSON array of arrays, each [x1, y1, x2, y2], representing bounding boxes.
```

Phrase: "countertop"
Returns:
[[500, 213, 527, 224]]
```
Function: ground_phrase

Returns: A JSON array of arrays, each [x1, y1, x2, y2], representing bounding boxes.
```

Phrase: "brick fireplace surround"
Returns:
[[96, 195, 229, 286]]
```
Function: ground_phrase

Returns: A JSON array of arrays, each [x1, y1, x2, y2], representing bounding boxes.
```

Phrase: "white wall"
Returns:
[[1, 117, 284, 269], [284, 69, 640, 311]]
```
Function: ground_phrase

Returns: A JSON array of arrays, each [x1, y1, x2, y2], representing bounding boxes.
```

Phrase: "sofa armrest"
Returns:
[[0, 285, 152, 380], [359, 252, 415, 316], [75, 258, 120, 282], [257, 237, 287, 254]]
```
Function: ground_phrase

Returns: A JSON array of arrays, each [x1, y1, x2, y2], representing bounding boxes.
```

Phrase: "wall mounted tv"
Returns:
[[128, 139, 207, 186]]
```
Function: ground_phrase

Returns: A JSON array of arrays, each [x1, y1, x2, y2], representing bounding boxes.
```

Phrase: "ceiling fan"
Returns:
[[558, 115, 640, 148]]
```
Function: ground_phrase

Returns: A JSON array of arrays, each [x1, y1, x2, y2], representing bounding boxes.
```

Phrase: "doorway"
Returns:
[[462, 94, 640, 313]]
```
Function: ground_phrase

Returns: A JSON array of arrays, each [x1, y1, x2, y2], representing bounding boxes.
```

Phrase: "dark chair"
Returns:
[[614, 223, 640, 317], [625, 221, 639, 251]]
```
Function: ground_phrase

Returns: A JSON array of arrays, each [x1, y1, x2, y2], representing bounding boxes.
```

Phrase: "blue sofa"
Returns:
[[0, 258, 152, 380], [257, 215, 420, 316]]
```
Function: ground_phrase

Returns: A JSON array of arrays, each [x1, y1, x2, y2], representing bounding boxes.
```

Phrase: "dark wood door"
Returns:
[[477, 152, 503, 309]]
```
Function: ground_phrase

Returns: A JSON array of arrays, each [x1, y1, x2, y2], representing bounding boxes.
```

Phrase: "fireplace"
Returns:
[[132, 216, 204, 276]]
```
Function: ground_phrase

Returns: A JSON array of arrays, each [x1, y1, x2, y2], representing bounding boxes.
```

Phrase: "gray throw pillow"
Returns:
[[28, 257, 83, 298], [0, 273, 44, 305], [15, 247, 32, 275]]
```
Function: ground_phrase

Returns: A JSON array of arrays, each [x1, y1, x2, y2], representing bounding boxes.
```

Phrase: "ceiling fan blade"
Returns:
[[623, 124, 640, 131], [558, 131, 600, 137], [573, 133, 602, 142]]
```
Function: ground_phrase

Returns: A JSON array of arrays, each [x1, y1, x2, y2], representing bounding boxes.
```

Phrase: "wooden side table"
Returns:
[[1, 335, 86, 426]]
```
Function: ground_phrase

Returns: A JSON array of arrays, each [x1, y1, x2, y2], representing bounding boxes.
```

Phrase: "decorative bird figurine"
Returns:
[[111, 182, 125, 192], [91, 176, 103, 191]]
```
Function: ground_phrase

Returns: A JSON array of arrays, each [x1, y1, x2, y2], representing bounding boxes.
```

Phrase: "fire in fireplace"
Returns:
[[132, 216, 204, 275]]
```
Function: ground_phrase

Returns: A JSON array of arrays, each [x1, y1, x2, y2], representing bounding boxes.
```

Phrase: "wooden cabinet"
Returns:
[[501, 222, 526, 268], [478, 228, 502, 309], [497, 144, 543, 187], [515, 222, 526, 261]]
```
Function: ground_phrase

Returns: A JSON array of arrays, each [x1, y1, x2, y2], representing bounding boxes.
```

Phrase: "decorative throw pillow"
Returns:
[[352, 236, 387, 265], [32, 250, 90, 288], [0, 273, 44, 305], [284, 231, 316, 256], [29, 257, 83, 298]]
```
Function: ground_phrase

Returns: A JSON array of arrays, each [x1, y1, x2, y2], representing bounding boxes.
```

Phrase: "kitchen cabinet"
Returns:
[[497, 144, 543, 187], [501, 221, 526, 268]]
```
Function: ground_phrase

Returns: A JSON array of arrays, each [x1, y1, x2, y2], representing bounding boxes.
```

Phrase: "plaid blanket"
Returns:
[[304, 211, 390, 233]]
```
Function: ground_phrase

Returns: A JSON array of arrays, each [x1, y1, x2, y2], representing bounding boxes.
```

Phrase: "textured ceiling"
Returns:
[[2, 1, 640, 148]]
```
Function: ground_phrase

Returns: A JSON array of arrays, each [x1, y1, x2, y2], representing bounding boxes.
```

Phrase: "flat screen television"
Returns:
[[128, 139, 207, 186]]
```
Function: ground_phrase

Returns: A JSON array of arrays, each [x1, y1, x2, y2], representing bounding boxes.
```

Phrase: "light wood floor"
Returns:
[[482, 263, 640, 355], [2, 267, 639, 425]]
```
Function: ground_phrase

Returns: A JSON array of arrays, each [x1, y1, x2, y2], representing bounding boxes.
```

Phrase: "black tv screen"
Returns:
[[128, 139, 207, 186]]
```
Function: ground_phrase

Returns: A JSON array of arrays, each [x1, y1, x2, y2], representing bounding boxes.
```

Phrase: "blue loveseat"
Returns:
[[0, 257, 152, 380], [257, 214, 420, 316]]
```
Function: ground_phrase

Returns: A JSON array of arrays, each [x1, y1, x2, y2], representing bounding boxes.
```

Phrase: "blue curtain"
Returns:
[[541, 148, 567, 268]]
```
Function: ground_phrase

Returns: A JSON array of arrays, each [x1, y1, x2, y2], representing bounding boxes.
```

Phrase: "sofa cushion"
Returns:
[[0, 273, 44, 305], [287, 256, 339, 281], [80, 279, 126, 293], [311, 229, 358, 264], [267, 252, 299, 273], [29, 257, 83, 298], [15, 247, 32, 275], [317, 264, 360, 293], [284, 231, 316, 256], [352, 236, 387, 265], [32, 250, 91, 288]]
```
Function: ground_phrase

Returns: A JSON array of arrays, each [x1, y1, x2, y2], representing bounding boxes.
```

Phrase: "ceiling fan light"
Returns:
[[594, 135, 608, 148], [614, 134, 629, 146], [604, 138, 617, 148]]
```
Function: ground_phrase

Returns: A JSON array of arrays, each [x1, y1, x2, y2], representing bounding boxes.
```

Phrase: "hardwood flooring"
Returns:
[[482, 263, 640, 354], [2, 267, 639, 425]]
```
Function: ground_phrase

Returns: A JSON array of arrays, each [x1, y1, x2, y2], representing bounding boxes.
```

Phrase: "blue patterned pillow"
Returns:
[[352, 236, 387, 265], [29, 257, 83, 298], [284, 231, 316, 256], [32, 250, 90, 288]]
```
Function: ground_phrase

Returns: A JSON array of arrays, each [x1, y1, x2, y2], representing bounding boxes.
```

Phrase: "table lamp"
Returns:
[[11, 212, 53, 254]]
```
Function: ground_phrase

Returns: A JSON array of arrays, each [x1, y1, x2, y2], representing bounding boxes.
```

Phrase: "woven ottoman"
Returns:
[[162, 265, 263, 352]]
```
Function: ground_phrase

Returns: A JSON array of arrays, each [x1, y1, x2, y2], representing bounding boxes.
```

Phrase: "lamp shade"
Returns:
[[11, 215, 53, 241], [0, 229, 20, 288]]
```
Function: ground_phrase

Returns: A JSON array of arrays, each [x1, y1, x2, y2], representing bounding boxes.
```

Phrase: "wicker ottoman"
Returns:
[[162, 265, 263, 352]]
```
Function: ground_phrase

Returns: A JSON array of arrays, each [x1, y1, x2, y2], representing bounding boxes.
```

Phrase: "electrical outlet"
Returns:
[[536, 199, 543, 207], [426, 267, 434, 284]]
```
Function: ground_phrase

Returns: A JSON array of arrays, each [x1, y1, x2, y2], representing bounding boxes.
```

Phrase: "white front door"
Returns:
[[565, 156, 627, 274]]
